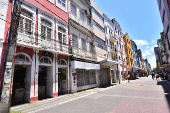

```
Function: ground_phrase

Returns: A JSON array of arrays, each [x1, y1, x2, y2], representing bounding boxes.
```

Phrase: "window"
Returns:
[[19, 8, 33, 35], [87, 17, 91, 25], [80, 11, 84, 21], [57, 0, 66, 11], [162, 9, 165, 23], [93, 21, 104, 32], [16, 54, 30, 62], [95, 36, 106, 50], [81, 38, 86, 50], [58, 26, 67, 44], [92, 8, 103, 21], [105, 27, 107, 34], [72, 34, 78, 47], [71, 3, 76, 15], [89, 42, 94, 53], [41, 19, 52, 41], [58, 59, 67, 65], [40, 57, 52, 64]]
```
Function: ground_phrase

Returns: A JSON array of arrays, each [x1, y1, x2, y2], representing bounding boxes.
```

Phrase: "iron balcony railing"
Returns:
[[69, 12, 93, 33], [17, 32, 71, 54], [109, 34, 117, 41], [71, 46, 97, 60], [110, 47, 117, 52]]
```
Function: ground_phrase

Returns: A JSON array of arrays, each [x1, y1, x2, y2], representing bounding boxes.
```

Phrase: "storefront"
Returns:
[[99, 59, 119, 85], [12, 53, 32, 105], [127, 66, 139, 79], [38, 56, 53, 100], [70, 61, 100, 93]]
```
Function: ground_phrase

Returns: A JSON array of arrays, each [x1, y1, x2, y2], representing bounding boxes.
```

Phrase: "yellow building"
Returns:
[[123, 33, 134, 68]]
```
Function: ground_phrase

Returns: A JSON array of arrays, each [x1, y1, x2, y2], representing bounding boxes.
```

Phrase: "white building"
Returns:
[[69, 0, 100, 93]]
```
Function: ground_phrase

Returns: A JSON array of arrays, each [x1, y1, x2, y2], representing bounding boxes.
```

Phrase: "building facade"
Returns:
[[123, 33, 135, 79], [68, 0, 100, 93], [157, 0, 170, 69], [111, 18, 126, 82], [91, 0, 112, 87], [131, 40, 139, 78], [0, 0, 70, 105], [103, 14, 119, 84]]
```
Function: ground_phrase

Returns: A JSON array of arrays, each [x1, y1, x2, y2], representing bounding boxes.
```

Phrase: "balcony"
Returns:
[[109, 34, 117, 43], [109, 54, 118, 62], [17, 32, 71, 54], [110, 47, 117, 55], [69, 12, 93, 33], [71, 46, 97, 60]]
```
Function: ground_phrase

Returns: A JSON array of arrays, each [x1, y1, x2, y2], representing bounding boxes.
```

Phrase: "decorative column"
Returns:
[[53, 53, 58, 97], [30, 49, 39, 103]]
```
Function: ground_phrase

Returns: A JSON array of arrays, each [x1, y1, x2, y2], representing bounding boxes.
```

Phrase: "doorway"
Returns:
[[12, 65, 31, 106], [38, 66, 53, 100], [58, 68, 67, 95]]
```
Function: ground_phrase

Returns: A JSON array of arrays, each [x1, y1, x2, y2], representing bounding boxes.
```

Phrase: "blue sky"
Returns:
[[93, 0, 163, 69]]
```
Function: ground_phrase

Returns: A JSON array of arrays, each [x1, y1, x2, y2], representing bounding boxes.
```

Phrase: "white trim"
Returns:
[[48, 0, 54, 4]]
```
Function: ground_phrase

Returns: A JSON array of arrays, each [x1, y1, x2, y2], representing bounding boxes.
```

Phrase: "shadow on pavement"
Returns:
[[157, 81, 170, 109]]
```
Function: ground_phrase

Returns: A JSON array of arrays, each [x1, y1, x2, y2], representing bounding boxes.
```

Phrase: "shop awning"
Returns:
[[161, 64, 170, 67], [127, 66, 140, 71], [71, 61, 100, 70], [99, 59, 119, 66]]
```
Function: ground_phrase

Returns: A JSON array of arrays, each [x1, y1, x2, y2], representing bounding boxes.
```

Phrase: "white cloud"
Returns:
[[150, 45, 158, 52], [142, 50, 152, 57], [134, 39, 149, 46], [152, 40, 155, 44], [146, 46, 149, 49], [148, 56, 156, 69]]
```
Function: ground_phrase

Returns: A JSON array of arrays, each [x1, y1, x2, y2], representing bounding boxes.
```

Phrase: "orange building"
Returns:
[[123, 33, 134, 69]]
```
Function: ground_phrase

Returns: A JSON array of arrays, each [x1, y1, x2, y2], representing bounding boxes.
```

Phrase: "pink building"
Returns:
[[0, 0, 70, 105]]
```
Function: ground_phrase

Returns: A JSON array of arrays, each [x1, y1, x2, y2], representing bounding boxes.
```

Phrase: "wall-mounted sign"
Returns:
[[42, 51, 51, 57]]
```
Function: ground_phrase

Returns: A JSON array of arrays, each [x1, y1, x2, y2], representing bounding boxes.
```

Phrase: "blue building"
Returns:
[[131, 40, 139, 77]]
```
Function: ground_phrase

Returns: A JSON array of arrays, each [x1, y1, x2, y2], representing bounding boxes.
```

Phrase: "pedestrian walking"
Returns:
[[152, 72, 154, 80], [127, 74, 130, 83], [164, 72, 166, 80], [161, 73, 164, 79], [155, 73, 159, 81]]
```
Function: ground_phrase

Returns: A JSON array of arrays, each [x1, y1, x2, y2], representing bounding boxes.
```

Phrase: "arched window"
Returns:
[[15, 53, 31, 65], [40, 57, 52, 65], [58, 59, 67, 66]]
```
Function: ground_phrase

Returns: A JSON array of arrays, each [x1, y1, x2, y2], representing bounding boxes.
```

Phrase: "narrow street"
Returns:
[[11, 76, 170, 113]]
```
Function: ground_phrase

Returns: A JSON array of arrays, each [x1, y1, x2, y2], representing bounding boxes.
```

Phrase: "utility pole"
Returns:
[[0, 0, 23, 112]]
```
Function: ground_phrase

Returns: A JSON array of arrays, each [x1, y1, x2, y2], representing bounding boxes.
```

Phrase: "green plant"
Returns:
[[72, 51, 75, 55], [86, 55, 92, 58], [10, 111, 22, 113]]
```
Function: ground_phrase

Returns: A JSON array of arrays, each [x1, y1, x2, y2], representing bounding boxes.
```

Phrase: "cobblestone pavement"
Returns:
[[11, 76, 170, 113]]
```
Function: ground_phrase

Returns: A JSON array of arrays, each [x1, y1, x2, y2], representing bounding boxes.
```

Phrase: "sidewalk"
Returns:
[[10, 78, 138, 113]]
